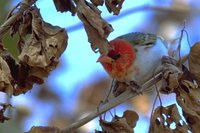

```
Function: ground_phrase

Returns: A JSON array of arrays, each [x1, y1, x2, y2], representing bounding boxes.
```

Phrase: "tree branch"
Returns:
[[0, 0, 37, 39], [62, 73, 162, 132]]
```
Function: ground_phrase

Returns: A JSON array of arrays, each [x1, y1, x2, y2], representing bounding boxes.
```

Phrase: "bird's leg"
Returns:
[[113, 81, 128, 97], [129, 81, 142, 94], [113, 80, 142, 95], [103, 79, 116, 103]]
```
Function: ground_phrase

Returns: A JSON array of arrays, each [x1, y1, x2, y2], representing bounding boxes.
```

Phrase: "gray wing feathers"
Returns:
[[117, 32, 157, 46]]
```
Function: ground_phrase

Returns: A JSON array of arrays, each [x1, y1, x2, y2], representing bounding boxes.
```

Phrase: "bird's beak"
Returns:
[[97, 55, 114, 63]]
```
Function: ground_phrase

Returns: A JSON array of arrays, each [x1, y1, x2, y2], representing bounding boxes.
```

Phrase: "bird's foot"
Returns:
[[129, 81, 142, 95], [162, 56, 176, 65], [113, 81, 142, 95]]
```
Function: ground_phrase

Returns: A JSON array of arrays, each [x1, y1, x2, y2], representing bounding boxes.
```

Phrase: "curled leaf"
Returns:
[[189, 42, 200, 85], [76, 0, 113, 54], [18, 27, 67, 69], [97, 110, 138, 133], [123, 110, 139, 128], [0, 7, 68, 96], [18, 7, 67, 79], [99, 118, 133, 133]]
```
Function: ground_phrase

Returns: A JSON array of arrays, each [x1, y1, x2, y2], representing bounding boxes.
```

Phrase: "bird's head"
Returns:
[[97, 39, 136, 80]]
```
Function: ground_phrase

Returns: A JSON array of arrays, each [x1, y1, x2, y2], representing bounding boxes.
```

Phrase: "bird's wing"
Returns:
[[117, 32, 157, 46]]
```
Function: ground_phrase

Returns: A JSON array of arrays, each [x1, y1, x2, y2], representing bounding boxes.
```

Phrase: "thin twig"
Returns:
[[62, 73, 162, 132], [177, 21, 186, 67], [103, 79, 115, 102], [0, 0, 37, 39], [153, 64, 163, 107]]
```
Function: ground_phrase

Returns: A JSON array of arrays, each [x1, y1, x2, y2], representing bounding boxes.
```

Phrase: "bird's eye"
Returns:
[[112, 54, 121, 60], [108, 50, 121, 60]]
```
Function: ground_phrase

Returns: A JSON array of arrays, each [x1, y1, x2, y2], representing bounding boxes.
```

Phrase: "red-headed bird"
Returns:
[[97, 32, 168, 90]]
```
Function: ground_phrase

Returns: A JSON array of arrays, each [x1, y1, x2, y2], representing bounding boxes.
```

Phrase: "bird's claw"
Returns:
[[162, 56, 176, 65], [129, 81, 142, 95]]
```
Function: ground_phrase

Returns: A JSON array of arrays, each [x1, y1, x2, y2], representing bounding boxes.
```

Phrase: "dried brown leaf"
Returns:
[[160, 58, 182, 94], [18, 8, 68, 77], [2, 7, 68, 96], [123, 110, 139, 128], [16, 26, 67, 94], [0, 43, 30, 96], [105, 0, 124, 15], [97, 110, 138, 133], [91, 0, 104, 6], [179, 65, 194, 83], [149, 104, 189, 133], [176, 80, 200, 133], [27, 126, 62, 133], [13, 63, 36, 96], [76, 0, 113, 54], [53, 0, 76, 15], [99, 117, 133, 133], [189, 42, 200, 85]]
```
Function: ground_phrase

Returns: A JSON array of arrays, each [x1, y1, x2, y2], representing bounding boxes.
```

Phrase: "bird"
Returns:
[[97, 32, 168, 91]]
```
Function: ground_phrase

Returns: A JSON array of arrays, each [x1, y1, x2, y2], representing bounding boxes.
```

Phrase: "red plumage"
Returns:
[[98, 39, 136, 81]]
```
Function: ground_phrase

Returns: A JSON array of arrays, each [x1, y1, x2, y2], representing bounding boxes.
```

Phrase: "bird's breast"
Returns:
[[109, 63, 135, 82]]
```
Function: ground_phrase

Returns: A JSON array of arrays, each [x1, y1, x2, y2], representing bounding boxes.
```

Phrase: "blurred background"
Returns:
[[0, 0, 199, 132]]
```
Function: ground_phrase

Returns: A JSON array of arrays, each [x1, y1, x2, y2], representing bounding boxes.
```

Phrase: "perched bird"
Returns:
[[97, 32, 168, 90]]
